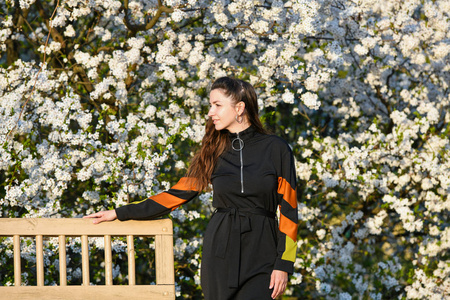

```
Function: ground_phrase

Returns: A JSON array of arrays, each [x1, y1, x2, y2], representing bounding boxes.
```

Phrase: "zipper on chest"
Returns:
[[232, 132, 245, 193]]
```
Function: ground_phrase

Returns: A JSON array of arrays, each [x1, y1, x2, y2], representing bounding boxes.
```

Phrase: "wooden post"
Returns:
[[81, 235, 89, 286], [13, 235, 21, 287], [155, 228, 174, 285], [58, 235, 67, 286], [36, 235, 44, 286], [104, 235, 112, 285], [127, 235, 135, 285]]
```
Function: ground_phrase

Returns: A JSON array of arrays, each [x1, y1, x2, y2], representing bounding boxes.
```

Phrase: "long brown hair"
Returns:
[[186, 77, 267, 190]]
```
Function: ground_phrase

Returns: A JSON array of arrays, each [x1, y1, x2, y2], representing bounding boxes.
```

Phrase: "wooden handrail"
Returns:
[[0, 218, 175, 299]]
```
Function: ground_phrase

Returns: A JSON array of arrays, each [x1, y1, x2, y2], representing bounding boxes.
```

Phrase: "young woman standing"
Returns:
[[85, 77, 298, 299]]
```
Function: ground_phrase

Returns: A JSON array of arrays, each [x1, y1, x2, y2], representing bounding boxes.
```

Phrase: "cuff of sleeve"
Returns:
[[115, 207, 129, 221], [274, 258, 294, 274]]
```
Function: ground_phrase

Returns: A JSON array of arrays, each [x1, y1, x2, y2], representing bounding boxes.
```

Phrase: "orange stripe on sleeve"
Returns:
[[172, 177, 200, 191], [279, 213, 298, 241], [150, 193, 188, 211], [278, 177, 297, 209]]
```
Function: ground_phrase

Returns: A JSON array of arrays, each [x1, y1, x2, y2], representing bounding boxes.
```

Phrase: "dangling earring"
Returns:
[[235, 114, 243, 124]]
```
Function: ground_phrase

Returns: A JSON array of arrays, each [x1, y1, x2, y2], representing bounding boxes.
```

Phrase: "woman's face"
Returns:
[[208, 89, 243, 133]]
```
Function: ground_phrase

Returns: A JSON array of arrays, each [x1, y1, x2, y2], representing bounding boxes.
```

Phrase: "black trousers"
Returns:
[[201, 209, 278, 299]]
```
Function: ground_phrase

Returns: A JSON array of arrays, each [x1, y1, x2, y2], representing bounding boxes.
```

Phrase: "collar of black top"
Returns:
[[226, 125, 257, 141]]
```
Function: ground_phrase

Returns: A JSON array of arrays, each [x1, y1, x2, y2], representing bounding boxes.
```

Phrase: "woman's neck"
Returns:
[[227, 123, 251, 133]]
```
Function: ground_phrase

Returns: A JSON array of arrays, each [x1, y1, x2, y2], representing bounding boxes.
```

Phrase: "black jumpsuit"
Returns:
[[116, 126, 298, 299]]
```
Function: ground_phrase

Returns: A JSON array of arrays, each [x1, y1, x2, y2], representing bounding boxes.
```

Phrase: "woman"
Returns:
[[85, 77, 298, 299]]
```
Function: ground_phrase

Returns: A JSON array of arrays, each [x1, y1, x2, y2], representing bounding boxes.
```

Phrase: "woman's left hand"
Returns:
[[269, 270, 288, 299]]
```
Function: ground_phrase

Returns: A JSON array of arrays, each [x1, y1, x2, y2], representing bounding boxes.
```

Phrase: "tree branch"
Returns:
[[6, 3, 30, 65], [123, 0, 174, 34], [35, 0, 66, 48], [4, 0, 61, 145]]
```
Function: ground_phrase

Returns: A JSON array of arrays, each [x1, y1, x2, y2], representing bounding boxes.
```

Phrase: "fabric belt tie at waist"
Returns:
[[214, 207, 276, 288]]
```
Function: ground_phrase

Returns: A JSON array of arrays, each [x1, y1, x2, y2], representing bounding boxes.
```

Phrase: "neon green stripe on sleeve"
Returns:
[[281, 236, 297, 262]]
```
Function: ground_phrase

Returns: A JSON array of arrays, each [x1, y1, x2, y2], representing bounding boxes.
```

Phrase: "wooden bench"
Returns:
[[0, 218, 175, 299]]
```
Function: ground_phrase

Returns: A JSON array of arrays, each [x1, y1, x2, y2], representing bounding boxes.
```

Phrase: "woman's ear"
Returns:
[[236, 101, 246, 115]]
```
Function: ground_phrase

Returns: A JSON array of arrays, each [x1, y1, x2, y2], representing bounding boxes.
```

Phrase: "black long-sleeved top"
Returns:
[[116, 125, 298, 275]]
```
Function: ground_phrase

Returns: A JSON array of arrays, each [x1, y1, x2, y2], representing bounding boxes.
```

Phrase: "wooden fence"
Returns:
[[0, 218, 175, 299]]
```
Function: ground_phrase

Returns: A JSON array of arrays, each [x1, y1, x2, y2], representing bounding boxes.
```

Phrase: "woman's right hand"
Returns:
[[83, 209, 117, 224]]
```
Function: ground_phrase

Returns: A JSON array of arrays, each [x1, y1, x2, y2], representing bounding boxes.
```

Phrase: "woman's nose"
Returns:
[[208, 107, 214, 117]]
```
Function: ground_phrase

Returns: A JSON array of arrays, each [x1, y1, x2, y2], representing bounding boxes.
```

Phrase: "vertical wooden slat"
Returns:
[[58, 235, 67, 286], [36, 235, 44, 286], [127, 235, 135, 285], [155, 234, 175, 285], [81, 235, 89, 286], [104, 235, 112, 285], [13, 235, 21, 287]]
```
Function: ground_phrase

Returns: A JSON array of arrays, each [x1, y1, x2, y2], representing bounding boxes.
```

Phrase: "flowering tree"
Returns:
[[1, 0, 449, 298]]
